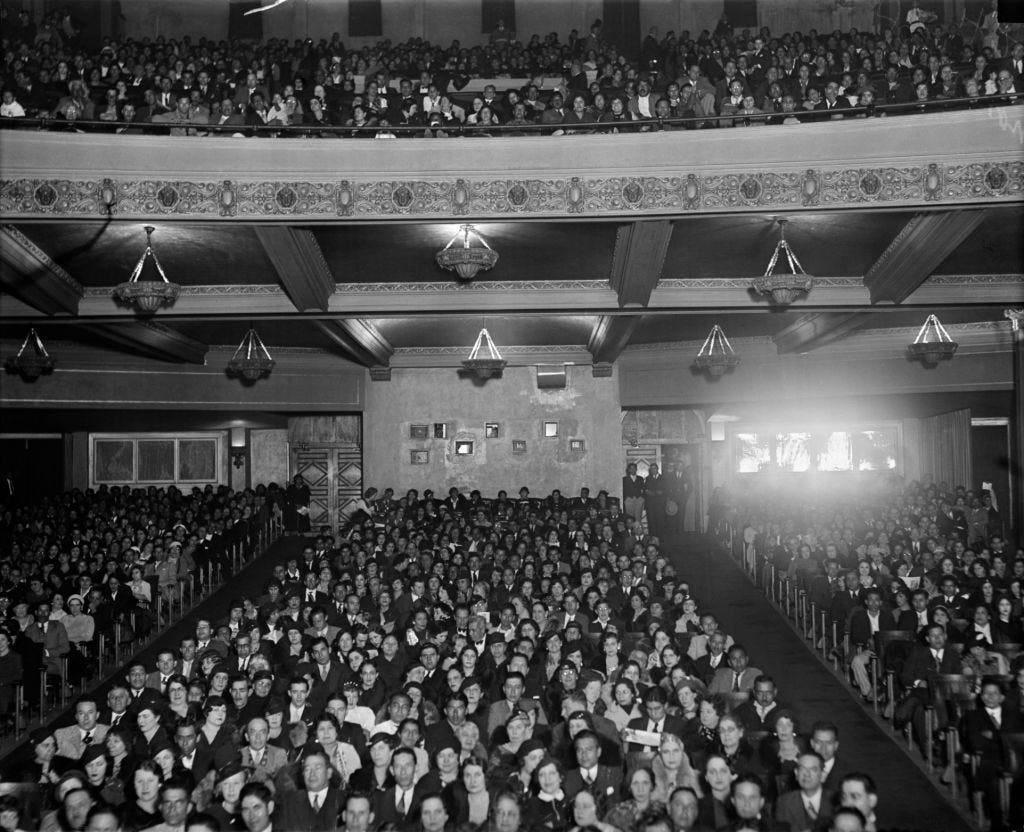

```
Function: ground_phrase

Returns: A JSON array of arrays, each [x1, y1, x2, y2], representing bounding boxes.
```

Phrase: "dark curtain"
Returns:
[[229, 2, 264, 40], [722, 0, 758, 29], [972, 424, 1011, 532], [349, 0, 383, 37], [482, 0, 516, 35], [602, 0, 641, 62]]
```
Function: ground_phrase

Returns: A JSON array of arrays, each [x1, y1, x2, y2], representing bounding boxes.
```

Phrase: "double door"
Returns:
[[290, 444, 363, 532]]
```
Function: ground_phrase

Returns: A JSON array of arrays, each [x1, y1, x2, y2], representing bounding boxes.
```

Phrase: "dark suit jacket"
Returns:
[[694, 652, 727, 686], [372, 785, 416, 827], [564, 765, 623, 803], [899, 644, 961, 689], [774, 787, 834, 831], [848, 608, 896, 648], [962, 704, 1022, 765], [624, 714, 688, 753], [274, 789, 342, 832], [126, 686, 164, 714]]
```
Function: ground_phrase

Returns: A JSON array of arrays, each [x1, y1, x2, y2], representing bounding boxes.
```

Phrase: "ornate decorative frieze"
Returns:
[[333, 280, 609, 293], [3, 160, 1020, 221]]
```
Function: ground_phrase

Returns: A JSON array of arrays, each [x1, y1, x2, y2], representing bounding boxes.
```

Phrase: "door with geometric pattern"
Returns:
[[291, 444, 362, 532]]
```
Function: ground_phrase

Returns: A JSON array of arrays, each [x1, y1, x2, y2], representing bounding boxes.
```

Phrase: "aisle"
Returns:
[[667, 535, 972, 832]]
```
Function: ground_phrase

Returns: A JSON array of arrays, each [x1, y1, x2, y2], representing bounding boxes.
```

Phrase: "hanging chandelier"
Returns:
[[462, 327, 506, 380], [751, 218, 814, 306], [227, 328, 275, 381], [907, 314, 958, 366], [5, 329, 55, 381], [436, 224, 499, 281], [694, 324, 740, 379], [113, 225, 180, 313]]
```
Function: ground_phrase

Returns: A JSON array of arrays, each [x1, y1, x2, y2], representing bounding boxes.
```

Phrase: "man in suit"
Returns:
[[622, 463, 645, 524], [775, 751, 834, 831], [692, 631, 733, 688], [731, 774, 789, 831], [708, 644, 763, 695], [24, 600, 69, 677], [424, 693, 468, 754], [177, 637, 200, 681], [211, 98, 247, 135], [564, 730, 623, 804], [54, 696, 108, 760], [548, 594, 589, 634], [195, 619, 228, 659], [124, 662, 164, 714], [847, 588, 896, 702], [962, 679, 1021, 832], [897, 589, 931, 634], [625, 687, 687, 755], [239, 716, 290, 784], [239, 781, 276, 832], [100, 684, 132, 730], [173, 721, 215, 785], [273, 748, 342, 832], [734, 675, 790, 734], [146, 650, 178, 695], [372, 746, 419, 827], [895, 622, 962, 750], [308, 638, 344, 712], [486, 671, 546, 742], [146, 776, 194, 832], [808, 722, 850, 794]]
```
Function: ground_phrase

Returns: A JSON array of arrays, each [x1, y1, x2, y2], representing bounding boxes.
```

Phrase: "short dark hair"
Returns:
[[239, 781, 273, 805]]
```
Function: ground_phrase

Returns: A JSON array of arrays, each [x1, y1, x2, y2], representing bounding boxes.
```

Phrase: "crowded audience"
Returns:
[[0, 465, 979, 832], [1, 6, 1022, 136], [735, 474, 1023, 831]]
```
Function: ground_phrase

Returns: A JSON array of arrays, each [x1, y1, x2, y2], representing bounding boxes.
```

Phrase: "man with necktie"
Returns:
[[895, 623, 961, 753]]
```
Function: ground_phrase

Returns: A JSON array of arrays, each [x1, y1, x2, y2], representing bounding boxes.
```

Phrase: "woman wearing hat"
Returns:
[[17, 727, 67, 784], [493, 709, 533, 764], [206, 760, 248, 831], [80, 744, 124, 806], [347, 732, 396, 793], [506, 738, 546, 798]]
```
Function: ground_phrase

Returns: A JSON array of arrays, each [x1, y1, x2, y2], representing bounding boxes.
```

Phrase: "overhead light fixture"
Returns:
[[694, 324, 740, 379], [462, 327, 506, 380], [751, 218, 814, 306], [5, 329, 55, 381], [436, 224, 499, 281], [227, 328, 275, 382], [114, 225, 180, 314], [907, 314, 958, 366]]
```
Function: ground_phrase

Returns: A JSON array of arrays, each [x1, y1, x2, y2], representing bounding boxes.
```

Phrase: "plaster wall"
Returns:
[[251, 428, 291, 487], [363, 364, 623, 498]]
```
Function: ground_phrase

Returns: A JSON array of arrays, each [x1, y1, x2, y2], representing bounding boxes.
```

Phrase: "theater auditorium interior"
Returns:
[[0, 0, 1023, 831]]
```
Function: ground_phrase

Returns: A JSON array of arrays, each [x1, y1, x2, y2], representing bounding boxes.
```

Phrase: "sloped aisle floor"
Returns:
[[667, 534, 973, 832]]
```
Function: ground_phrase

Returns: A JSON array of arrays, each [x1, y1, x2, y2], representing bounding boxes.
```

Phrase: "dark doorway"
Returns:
[[0, 437, 64, 506], [972, 423, 1012, 532]]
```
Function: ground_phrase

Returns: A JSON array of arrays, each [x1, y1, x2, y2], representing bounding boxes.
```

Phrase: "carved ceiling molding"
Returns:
[[3, 159, 1020, 220], [392, 344, 590, 356], [333, 280, 610, 293]]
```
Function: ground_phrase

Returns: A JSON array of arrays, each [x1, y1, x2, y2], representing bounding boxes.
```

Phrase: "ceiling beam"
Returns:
[[773, 312, 867, 354], [314, 320, 393, 368], [0, 225, 83, 315], [254, 227, 336, 312], [609, 220, 674, 308], [90, 321, 208, 364], [863, 210, 988, 304], [588, 315, 641, 364]]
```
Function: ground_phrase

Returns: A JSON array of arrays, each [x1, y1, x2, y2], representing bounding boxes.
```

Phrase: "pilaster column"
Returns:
[[1006, 309, 1024, 538]]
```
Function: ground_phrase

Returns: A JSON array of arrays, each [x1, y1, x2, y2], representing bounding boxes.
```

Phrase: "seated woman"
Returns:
[[604, 679, 642, 732], [651, 732, 703, 804], [696, 753, 737, 831], [757, 708, 807, 794], [417, 742, 462, 795], [523, 756, 569, 830], [121, 760, 163, 832], [445, 755, 492, 827], [714, 714, 764, 782], [605, 767, 662, 832], [672, 678, 705, 748]]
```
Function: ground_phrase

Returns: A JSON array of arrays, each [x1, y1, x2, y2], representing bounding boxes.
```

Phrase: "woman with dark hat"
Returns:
[[206, 760, 248, 831]]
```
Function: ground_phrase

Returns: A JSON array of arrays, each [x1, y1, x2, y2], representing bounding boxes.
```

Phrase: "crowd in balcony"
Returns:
[[0, 5, 1022, 137], [733, 475, 1024, 832], [0, 465, 932, 832]]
